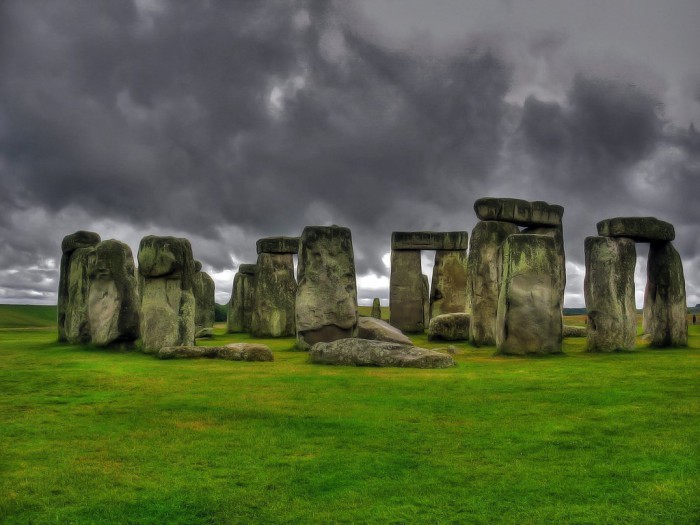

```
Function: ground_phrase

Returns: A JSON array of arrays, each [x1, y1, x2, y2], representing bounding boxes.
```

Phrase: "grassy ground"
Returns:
[[0, 309, 698, 524], [0, 304, 57, 328]]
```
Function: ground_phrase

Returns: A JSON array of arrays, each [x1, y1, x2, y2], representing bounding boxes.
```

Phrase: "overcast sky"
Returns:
[[1, 0, 699, 308]]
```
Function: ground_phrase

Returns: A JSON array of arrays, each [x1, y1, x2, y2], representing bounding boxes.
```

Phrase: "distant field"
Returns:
[[0, 304, 57, 328]]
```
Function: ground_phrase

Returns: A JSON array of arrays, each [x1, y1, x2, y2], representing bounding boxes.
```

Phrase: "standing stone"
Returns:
[[466, 221, 519, 346], [58, 231, 101, 342], [296, 225, 358, 350], [371, 298, 382, 319], [521, 225, 566, 308], [390, 250, 424, 332], [430, 249, 468, 318], [496, 234, 563, 355], [227, 264, 256, 333], [193, 262, 216, 338], [87, 240, 140, 347], [138, 236, 196, 353], [643, 242, 688, 347], [421, 274, 430, 329], [251, 253, 297, 337], [584, 236, 636, 352]]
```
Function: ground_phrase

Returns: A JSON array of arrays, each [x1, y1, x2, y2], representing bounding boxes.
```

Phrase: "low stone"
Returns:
[[256, 236, 300, 254], [391, 231, 468, 251], [358, 317, 413, 345], [157, 345, 218, 359], [563, 325, 587, 338], [309, 338, 455, 368], [428, 313, 471, 341], [474, 197, 563, 227], [195, 327, 214, 338], [156, 344, 274, 361], [371, 298, 382, 319], [596, 217, 675, 242]]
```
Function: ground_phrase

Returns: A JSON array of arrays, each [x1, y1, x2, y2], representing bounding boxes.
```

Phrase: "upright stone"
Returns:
[[138, 236, 196, 353], [296, 225, 358, 350], [430, 249, 468, 318], [422, 274, 430, 329], [227, 264, 256, 333], [87, 240, 140, 347], [389, 250, 423, 332], [251, 253, 296, 337], [193, 262, 216, 338], [643, 242, 688, 347], [584, 236, 636, 352], [496, 234, 563, 355], [466, 221, 519, 345], [371, 298, 382, 319], [59, 231, 101, 343], [521, 225, 566, 307]]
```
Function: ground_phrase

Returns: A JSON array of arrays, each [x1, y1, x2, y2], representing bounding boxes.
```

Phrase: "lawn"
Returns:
[[0, 307, 698, 524]]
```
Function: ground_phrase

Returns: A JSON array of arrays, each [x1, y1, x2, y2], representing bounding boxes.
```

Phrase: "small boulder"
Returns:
[[195, 327, 214, 338], [157, 344, 273, 361], [428, 313, 470, 341], [358, 317, 413, 345], [563, 325, 587, 338], [309, 338, 455, 368]]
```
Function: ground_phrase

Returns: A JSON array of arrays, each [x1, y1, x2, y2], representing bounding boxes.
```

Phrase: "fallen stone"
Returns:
[[596, 217, 675, 242], [358, 317, 413, 345], [428, 313, 471, 341], [309, 338, 455, 368], [371, 298, 382, 319], [256, 236, 300, 254], [474, 197, 563, 227], [391, 231, 468, 251], [156, 343, 274, 361], [430, 250, 468, 318], [251, 252, 296, 337], [563, 325, 587, 338], [195, 327, 214, 338]]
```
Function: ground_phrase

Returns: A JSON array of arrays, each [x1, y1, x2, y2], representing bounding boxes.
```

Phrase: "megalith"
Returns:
[[58, 231, 101, 343], [87, 239, 140, 347], [496, 234, 563, 355], [474, 197, 563, 227], [251, 237, 298, 338], [466, 220, 519, 346], [644, 241, 688, 347], [584, 236, 636, 352], [193, 261, 216, 338], [371, 298, 382, 319], [390, 250, 424, 332], [227, 264, 256, 333], [521, 225, 566, 307], [296, 225, 358, 350], [421, 274, 430, 329], [430, 249, 468, 318], [137, 236, 196, 353]]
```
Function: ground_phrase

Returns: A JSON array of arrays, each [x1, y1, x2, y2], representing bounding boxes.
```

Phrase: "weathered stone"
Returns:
[[194, 260, 202, 272], [256, 236, 300, 254], [466, 221, 519, 346], [584, 236, 637, 352], [421, 274, 430, 328], [643, 242, 688, 347], [87, 240, 140, 347], [238, 264, 257, 275], [193, 267, 215, 336], [296, 225, 358, 349], [563, 325, 587, 338], [138, 236, 196, 353], [227, 269, 255, 333], [195, 327, 214, 338], [389, 251, 423, 332], [63, 247, 96, 344], [251, 253, 296, 337], [156, 343, 274, 361], [474, 197, 563, 227], [521, 225, 566, 307], [309, 338, 455, 368], [358, 317, 413, 345], [596, 217, 675, 242], [430, 250, 468, 318], [428, 313, 470, 341], [496, 234, 563, 355], [371, 298, 382, 319], [391, 231, 468, 251], [58, 231, 101, 342]]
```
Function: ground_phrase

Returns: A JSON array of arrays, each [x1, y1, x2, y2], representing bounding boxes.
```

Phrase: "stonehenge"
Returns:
[[430, 249, 468, 318], [227, 263, 256, 333], [371, 298, 382, 319], [193, 261, 216, 338]]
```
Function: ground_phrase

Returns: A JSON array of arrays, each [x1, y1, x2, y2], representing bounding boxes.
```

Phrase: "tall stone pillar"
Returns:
[[227, 264, 256, 333], [390, 250, 424, 332], [430, 250, 468, 318], [193, 261, 216, 338]]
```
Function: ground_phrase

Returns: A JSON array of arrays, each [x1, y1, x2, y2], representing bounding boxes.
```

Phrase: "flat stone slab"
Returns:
[[358, 317, 413, 345], [256, 237, 300, 254], [156, 344, 274, 361], [563, 325, 587, 338], [238, 263, 257, 275], [474, 198, 563, 227], [428, 313, 470, 341], [309, 338, 455, 368], [391, 231, 468, 251], [596, 217, 675, 242]]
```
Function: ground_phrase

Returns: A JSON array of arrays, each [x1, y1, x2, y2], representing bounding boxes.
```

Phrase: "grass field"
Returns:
[[0, 306, 698, 524]]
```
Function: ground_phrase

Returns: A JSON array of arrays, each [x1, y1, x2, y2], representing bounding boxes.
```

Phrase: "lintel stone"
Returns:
[[256, 236, 300, 254], [596, 217, 675, 242], [474, 197, 563, 227], [391, 231, 468, 251]]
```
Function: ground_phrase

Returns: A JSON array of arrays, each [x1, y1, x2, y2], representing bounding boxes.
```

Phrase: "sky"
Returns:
[[1, 0, 699, 308]]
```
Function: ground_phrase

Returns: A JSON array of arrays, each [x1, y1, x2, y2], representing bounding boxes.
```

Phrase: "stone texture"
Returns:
[[238, 264, 257, 275], [597, 217, 675, 242], [138, 236, 196, 353], [521, 225, 566, 307], [251, 253, 296, 337], [474, 197, 563, 227], [256, 236, 300, 254], [227, 268, 255, 333], [296, 226, 358, 349], [87, 240, 140, 347], [563, 325, 587, 338], [428, 313, 471, 341], [584, 236, 637, 352], [309, 338, 455, 368], [466, 221, 519, 346], [496, 234, 563, 355], [358, 317, 413, 345], [58, 231, 101, 342], [194, 327, 214, 338], [430, 250, 468, 318], [371, 298, 382, 319], [157, 343, 273, 361], [63, 247, 97, 344], [421, 274, 430, 328], [389, 250, 423, 332], [643, 242, 688, 347], [193, 266, 216, 337], [391, 231, 468, 251]]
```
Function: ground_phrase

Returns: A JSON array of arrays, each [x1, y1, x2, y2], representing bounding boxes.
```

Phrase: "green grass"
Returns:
[[0, 304, 57, 328], [0, 316, 699, 524]]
